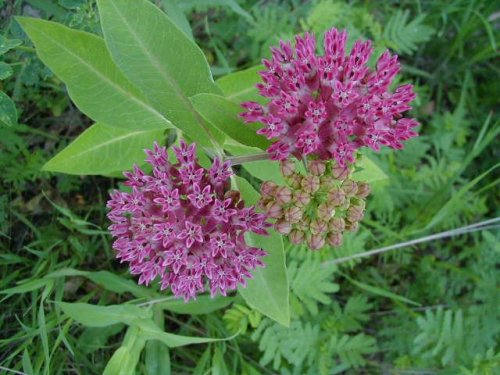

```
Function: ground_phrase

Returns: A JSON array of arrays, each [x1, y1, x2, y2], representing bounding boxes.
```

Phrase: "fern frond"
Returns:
[[288, 259, 339, 315], [223, 304, 262, 334], [328, 333, 377, 368], [383, 10, 435, 55]]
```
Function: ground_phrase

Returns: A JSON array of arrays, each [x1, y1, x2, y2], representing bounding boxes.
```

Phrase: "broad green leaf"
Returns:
[[133, 318, 233, 348], [0, 62, 13, 80], [0, 91, 17, 127], [157, 295, 234, 315], [232, 176, 290, 326], [145, 340, 171, 375], [190, 93, 270, 150], [42, 123, 164, 175], [343, 274, 420, 306], [104, 326, 146, 375], [225, 144, 285, 185], [352, 156, 387, 183], [216, 65, 265, 104], [97, 0, 223, 149], [58, 302, 152, 327], [16, 17, 171, 130], [0, 35, 22, 55]]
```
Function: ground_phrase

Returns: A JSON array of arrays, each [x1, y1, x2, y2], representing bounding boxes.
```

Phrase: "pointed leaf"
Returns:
[[42, 123, 164, 175], [232, 176, 290, 326], [190, 93, 270, 150], [216, 65, 265, 104], [97, 0, 223, 148], [16, 17, 171, 130], [0, 91, 17, 127]]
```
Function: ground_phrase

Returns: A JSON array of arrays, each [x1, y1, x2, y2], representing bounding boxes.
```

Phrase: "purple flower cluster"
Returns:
[[241, 28, 419, 166], [107, 141, 268, 301]]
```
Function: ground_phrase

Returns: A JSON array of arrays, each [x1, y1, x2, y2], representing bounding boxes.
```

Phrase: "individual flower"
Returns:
[[241, 28, 419, 166], [107, 141, 269, 301], [259, 159, 371, 250]]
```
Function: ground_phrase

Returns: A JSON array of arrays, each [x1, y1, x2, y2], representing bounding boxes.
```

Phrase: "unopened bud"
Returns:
[[342, 179, 358, 197], [301, 175, 320, 194], [265, 201, 283, 219], [275, 186, 292, 205], [258, 197, 272, 210], [329, 217, 346, 233], [286, 174, 302, 189], [260, 181, 278, 198], [292, 190, 311, 207], [275, 219, 292, 235], [280, 159, 296, 177], [296, 218, 310, 231], [332, 165, 349, 180], [320, 175, 337, 190], [356, 182, 371, 198], [310, 219, 328, 235], [284, 206, 303, 224], [309, 159, 326, 176], [347, 205, 365, 222], [326, 232, 343, 247], [307, 234, 325, 250], [345, 221, 359, 232], [290, 229, 305, 244], [328, 188, 346, 206], [317, 202, 335, 221]]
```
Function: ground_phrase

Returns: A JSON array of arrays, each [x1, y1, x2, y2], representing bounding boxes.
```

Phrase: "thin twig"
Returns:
[[136, 296, 178, 307], [225, 153, 271, 165], [322, 217, 500, 267]]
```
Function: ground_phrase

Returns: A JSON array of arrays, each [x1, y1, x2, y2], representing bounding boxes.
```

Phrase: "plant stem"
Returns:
[[322, 217, 500, 267], [225, 152, 271, 165]]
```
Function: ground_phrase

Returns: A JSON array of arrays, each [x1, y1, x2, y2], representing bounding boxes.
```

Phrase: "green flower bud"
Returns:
[[280, 159, 296, 177], [309, 159, 326, 176], [290, 229, 305, 244], [286, 174, 302, 189], [310, 219, 329, 235], [275, 186, 293, 205], [275, 219, 292, 235], [332, 165, 349, 180], [328, 188, 346, 206], [301, 175, 320, 194], [317, 202, 335, 221], [307, 234, 325, 250], [356, 182, 371, 198], [292, 190, 311, 208], [345, 221, 359, 232], [284, 206, 303, 224], [347, 205, 365, 222], [265, 201, 283, 219], [328, 217, 346, 233], [260, 181, 278, 199], [342, 179, 358, 197], [326, 232, 343, 247]]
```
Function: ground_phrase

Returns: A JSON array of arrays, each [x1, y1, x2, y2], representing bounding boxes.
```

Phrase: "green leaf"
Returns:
[[104, 326, 146, 375], [145, 340, 171, 375], [42, 123, 164, 175], [133, 318, 233, 348], [190, 93, 270, 150], [225, 144, 285, 185], [0, 62, 13, 80], [16, 17, 171, 130], [157, 295, 234, 315], [0, 91, 17, 127], [216, 65, 265, 104], [351, 155, 387, 183], [342, 274, 421, 306], [58, 302, 153, 327], [0, 35, 22, 55], [97, 0, 223, 148], [233, 177, 289, 326]]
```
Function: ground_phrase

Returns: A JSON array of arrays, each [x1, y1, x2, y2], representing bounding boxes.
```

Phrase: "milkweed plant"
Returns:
[[17, 0, 418, 365]]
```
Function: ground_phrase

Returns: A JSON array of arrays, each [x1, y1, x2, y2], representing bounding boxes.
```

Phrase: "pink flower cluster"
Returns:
[[107, 141, 268, 301], [241, 28, 419, 166]]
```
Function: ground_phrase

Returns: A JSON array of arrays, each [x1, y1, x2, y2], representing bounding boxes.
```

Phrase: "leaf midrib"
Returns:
[[32, 24, 169, 128]]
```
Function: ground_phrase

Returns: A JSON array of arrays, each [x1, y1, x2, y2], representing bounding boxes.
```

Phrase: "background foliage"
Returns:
[[1, 0, 499, 374]]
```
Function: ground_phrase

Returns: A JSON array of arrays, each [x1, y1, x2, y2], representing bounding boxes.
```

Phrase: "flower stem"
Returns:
[[225, 152, 271, 165]]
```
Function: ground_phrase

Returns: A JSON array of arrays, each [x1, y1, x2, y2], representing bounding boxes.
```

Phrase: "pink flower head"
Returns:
[[241, 28, 419, 166], [107, 141, 270, 301]]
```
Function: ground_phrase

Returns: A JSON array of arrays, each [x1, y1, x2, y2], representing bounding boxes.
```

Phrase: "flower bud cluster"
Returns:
[[259, 159, 371, 250], [107, 141, 269, 301]]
